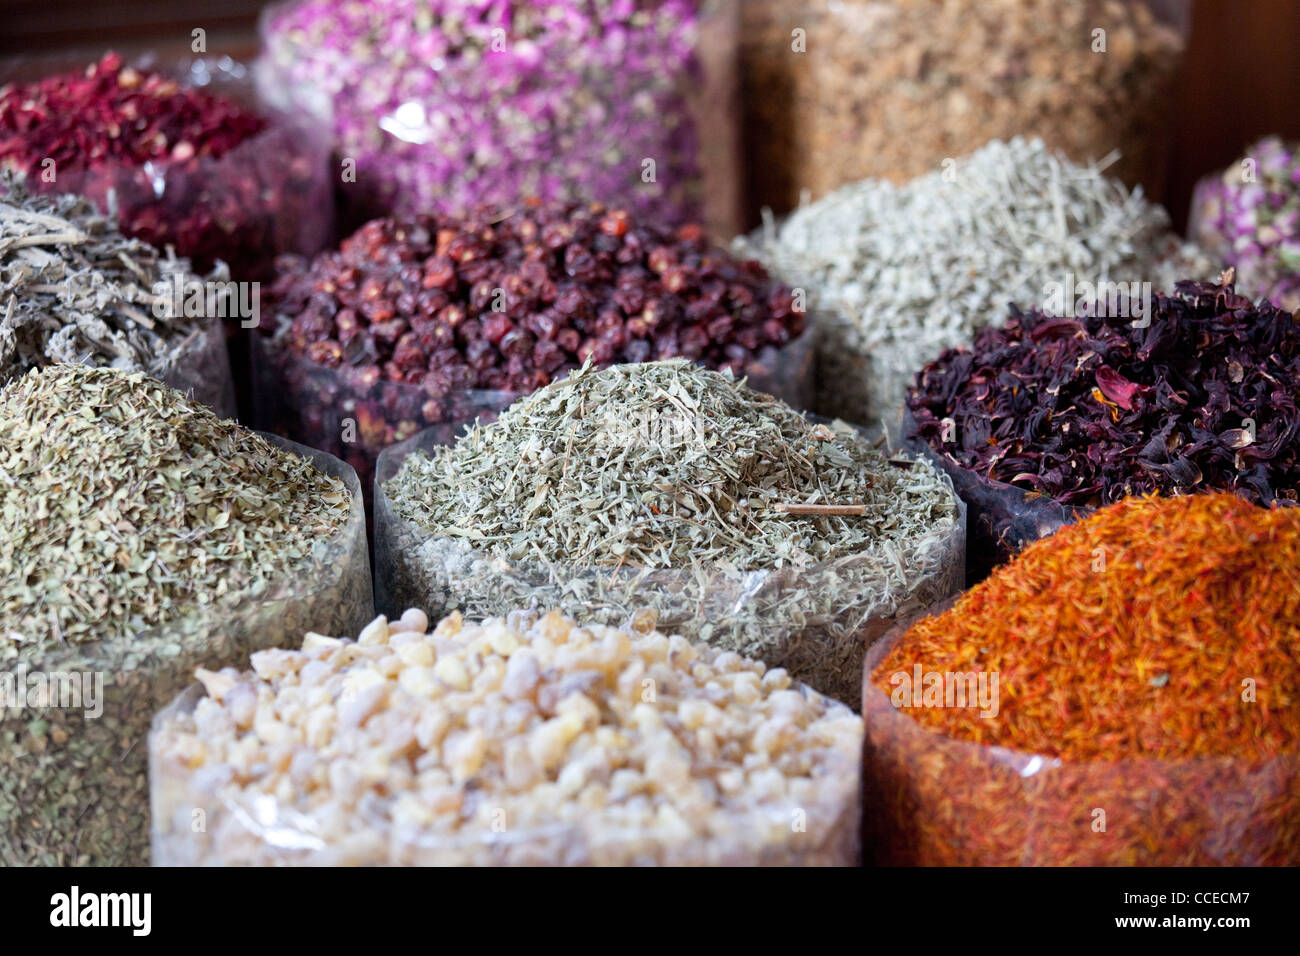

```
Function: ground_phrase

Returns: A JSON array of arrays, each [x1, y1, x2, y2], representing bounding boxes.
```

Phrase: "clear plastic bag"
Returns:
[[860, 598, 1300, 866], [901, 404, 1083, 583], [0, 435, 373, 867], [256, 0, 741, 236], [0, 53, 334, 282], [740, 0, 1189, 214], [374, 419, 966, 708], [150, 682, 860, 866], [150, 610, 861, 866]]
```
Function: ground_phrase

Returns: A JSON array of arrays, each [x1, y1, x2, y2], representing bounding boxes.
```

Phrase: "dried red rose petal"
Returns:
[[0, 53, 329, 282], [907, 276, 1300, 578]]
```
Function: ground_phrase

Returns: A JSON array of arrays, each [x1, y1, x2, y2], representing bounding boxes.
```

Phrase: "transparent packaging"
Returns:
[[0, 435, 373, 867], [901, 405, 1084, 583], [154, 315, 238, 419], [374, 419, 965, 708], [251, 320, 816, 514], [150, 675, 860, 866], [740, 0, 1189, 214], [256, 0, 741, 236], [0, 53, 334, 282], [251, 333, 521, 515], [861, 599, 1300, 866]]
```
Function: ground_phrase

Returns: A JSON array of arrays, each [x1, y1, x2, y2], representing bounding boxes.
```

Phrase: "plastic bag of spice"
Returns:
[[150, 608, 862, 865], [901, 406, 1083, 584], [250, 333, 522, 514], [255, 0, 742, 236], [0, 52, 333, 282], [372, 419, 966, 709], [739, 0, 1189, 215], [0, 435, 373, 867], [252, 321, 817, 515], [860, 580, 1300, 866], [0, 172, 239, 418]]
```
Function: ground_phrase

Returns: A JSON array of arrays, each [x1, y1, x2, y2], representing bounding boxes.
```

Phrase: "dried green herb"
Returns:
[[0, 364, 372, 866], [0, 171, 231, 413], [378, 360, 964, 706]]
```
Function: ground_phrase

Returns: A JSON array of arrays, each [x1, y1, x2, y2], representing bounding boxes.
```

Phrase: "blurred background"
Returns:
[[1, 0, 1297, 231]]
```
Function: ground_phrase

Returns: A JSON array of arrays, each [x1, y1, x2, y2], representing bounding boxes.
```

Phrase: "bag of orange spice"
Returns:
[[861, 493, 1300, 866]]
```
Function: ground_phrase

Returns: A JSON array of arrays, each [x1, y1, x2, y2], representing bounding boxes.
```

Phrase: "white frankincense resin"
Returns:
[[151, 609, 863, 866]]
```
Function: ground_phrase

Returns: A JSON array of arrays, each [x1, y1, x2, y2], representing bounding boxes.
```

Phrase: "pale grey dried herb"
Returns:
[[0, 364, 372, 866], [378, 360, 965, 706], [0, 172, 232, 413], [734, 138, 1215, 427]]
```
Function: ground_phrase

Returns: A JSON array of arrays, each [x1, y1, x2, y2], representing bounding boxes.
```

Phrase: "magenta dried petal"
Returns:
[[1094, 365, 1144, 410]]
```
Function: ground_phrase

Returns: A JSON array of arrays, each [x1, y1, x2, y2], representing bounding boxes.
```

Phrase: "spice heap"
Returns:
[[909, 276, 1300, 507], [0, 172, 232, 413], [906, 275, 1300, 575], [258, 202, 809, 498], [736, 137, 1212, 425], [0, 52, 264, 165], [378, 360, 963, 706], [740, 0, 1185, 215], [863, 494, 1300, 865], [0, 364, 371, 866], [0, 52, 328, 278], [151, 608, 863, 865], [1190, 136, 1300, 311], [258, 0, 736, 231]]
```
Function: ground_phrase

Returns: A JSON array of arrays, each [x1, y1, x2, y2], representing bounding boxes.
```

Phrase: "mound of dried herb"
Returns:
[[735, 137, 1212, 425], [863, 493, 1300, 865], [378, 359, 964, 706], [0, 172, 232, 413], [908, 275, 1300, 508], [0, 364, 372, 866]]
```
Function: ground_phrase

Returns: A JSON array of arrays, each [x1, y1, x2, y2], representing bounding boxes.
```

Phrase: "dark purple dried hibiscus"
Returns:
[[908, 276, 1300, 507]]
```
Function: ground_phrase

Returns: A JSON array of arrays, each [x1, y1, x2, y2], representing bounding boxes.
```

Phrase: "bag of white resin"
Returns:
[[151, 609, 863, 866]]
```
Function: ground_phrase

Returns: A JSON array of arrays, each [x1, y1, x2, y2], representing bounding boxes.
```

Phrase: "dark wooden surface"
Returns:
[[1, 0, 1298, 232], [1165, 0, 1300, 230], [0, 0, 265, 59]]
